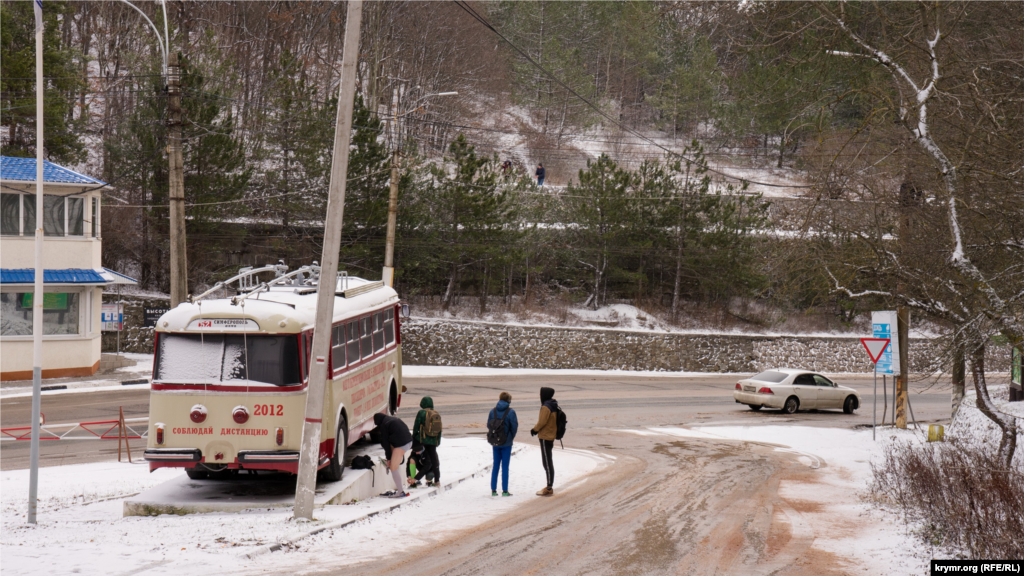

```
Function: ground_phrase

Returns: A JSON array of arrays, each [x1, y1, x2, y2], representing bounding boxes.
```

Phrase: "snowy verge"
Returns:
[[1, 438, 609, 576], [613, 425, 930, 575]]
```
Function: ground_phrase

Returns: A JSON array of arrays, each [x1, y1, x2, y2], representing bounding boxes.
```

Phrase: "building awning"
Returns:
[[0, 268, 138, 285], [100, 268, 139, 285]]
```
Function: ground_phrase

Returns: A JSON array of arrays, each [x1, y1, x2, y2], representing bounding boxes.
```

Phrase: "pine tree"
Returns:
[[0, 0, 85, 163]]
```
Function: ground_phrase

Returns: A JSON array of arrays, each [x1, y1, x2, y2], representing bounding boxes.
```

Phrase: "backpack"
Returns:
[[555, 408, 567, 445], [486, 409, 509, 446], [350, 454, 376, 485], [351, 455, 374, 469], [423, 409, 443, 439]]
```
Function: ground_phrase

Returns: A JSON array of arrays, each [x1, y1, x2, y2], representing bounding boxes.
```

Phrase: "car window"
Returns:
[[793, 374, 816, 385], [751, 371, 789, 383], [813, 375, 834, 387]]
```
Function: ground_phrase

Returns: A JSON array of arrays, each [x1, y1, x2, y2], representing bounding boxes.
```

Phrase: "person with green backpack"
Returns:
[[412, 396, 442, 487]]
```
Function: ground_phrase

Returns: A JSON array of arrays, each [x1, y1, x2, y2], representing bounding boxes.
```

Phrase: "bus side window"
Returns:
[[302, 333, 312, 381], [360, 316, 373, 359], [372, 312, 384, 353], [347, 320, 360, 365], [384, 308, 394, 345], [331, 324, 345, 372]]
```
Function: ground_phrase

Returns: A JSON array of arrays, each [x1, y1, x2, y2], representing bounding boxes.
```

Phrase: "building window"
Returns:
[[68, 197, 84, 236], [91, 197, 99, 237], [3, 193, 87, 237], [0, 292, 81, 336], [1, 193, 20, 235]]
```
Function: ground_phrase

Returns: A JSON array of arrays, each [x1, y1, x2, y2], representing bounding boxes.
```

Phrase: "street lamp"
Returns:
[[382, 91, 458, 287]]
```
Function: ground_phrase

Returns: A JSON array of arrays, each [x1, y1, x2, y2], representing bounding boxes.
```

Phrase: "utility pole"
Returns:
[[28, 0, 45, 525], [294, 0, 362, 521], [383, 146, 399, 287], [382, 91, 455, 287], [167, 53, 187, 307], [895, 180, 919, 429]]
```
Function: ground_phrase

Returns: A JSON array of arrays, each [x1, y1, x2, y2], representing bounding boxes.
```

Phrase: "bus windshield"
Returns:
[[154, 333, 302, 386]]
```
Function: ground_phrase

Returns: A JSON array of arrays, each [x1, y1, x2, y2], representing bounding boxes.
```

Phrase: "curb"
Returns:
[[241, 444, 525, 560], [1, 379, 150, 398]]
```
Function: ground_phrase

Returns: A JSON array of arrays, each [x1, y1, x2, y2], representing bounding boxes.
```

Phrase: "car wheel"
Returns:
[[185, 467, 208, 480], [748, 404, 762, 411], [782, 396, 799, 414], [843, 396, 857, 414], [319, 416, 348, 482]]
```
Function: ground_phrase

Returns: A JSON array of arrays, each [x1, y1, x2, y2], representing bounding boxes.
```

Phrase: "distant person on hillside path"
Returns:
[[535, 163, 545, 186], [530, 386, 558, 496], [487, 391, 519, 496], [412, 396, 442, 487], [502, 159, 513, 177], [373, 412, 413, 498]]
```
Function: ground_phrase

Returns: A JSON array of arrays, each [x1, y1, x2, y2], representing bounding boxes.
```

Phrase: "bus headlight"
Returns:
[[190, 404, 207, 423], [232, 405, 250, 424], [155, 423, 165, 445]]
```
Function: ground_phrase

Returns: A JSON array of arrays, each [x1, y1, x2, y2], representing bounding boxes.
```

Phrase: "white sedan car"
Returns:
[[733, 368, 861, 414]]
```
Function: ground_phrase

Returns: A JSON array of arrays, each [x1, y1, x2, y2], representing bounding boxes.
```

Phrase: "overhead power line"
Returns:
[[450, 0, 814, 190]]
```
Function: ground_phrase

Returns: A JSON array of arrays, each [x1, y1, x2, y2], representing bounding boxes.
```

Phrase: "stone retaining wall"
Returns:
[[400, 319, 1011, 374], [101, 300, 1011, 374]]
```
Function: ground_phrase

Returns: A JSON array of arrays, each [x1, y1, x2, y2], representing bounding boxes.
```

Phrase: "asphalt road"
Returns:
[[0, 373, 954, 471]]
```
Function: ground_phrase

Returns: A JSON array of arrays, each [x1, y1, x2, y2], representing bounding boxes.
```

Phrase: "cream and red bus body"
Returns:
[[144, 280, 402, 474]]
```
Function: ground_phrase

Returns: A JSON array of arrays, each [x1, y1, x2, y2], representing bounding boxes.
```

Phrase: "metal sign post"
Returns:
[[28, 0, 45, 526], [861, 338, 892, 441]]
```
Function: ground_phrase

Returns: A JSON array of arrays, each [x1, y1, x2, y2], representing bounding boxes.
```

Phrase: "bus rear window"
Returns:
[[154, 333, 301, 386]]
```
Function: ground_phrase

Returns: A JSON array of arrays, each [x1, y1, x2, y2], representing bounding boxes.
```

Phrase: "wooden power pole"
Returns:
[[895, 180, 920, 429], [167, 53, 187, 307], [294, 0, 363, 521], [383, 148, 399, 287]]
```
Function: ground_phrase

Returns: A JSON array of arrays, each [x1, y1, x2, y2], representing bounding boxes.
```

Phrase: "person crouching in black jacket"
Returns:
[[405, 440, 436, 488], [373, 412, 413, 498]]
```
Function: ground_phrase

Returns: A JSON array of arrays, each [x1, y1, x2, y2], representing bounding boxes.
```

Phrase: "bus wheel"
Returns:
[[185, 467, 208, 480], [319, 416, 347, 482], [389, 381, 399, 415]]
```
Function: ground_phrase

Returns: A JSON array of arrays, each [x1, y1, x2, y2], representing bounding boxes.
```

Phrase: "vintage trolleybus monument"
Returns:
[[142, 267, 403, 497]]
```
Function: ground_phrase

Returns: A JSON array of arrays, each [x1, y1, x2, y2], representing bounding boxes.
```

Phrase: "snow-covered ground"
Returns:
[[631, 424, 931, 574], [0, 438, 608, 576]]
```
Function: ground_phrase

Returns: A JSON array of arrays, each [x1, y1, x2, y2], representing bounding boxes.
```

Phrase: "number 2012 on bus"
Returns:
[[254, 404, 283, 416]]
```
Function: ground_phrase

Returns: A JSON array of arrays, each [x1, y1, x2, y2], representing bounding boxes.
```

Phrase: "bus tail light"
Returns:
[[275, 427, 284, 446], [190, 404, 207, 423], [232, 406, 250, 424], [758, 387, 774, 395], [735, 383, 741, 390], [155, 423, 165, 445]]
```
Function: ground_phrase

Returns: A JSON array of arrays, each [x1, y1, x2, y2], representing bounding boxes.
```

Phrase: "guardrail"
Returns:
[[0, 417, 148, 441]]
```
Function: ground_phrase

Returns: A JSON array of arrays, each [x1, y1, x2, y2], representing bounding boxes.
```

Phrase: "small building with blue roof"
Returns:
[[1, 156, 137, 380]]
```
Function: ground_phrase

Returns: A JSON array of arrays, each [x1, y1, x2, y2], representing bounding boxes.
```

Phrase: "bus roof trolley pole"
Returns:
[[294, 0, 363, 522]]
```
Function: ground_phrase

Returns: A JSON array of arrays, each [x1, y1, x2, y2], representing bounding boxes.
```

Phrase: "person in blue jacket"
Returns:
[[488, 391, 519, 496]]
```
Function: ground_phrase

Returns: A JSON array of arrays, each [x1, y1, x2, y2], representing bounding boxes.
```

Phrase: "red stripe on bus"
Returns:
[[305, 417, 322, 423]]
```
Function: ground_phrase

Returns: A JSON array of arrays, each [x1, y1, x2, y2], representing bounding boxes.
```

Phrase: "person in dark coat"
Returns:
[[412, 396, 441, 486], [530, 387, 558, 496], [373, 412, 413, 497], [488, 391, 519, 496], [535, 163, 546, 186]]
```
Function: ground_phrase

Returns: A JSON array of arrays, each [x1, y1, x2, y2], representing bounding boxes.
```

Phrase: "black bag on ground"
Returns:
[[351, 454, 376, 485], [486, 410, 509, 446]]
